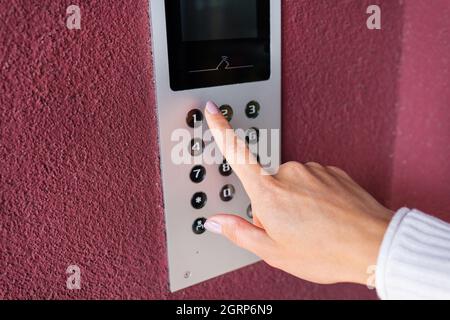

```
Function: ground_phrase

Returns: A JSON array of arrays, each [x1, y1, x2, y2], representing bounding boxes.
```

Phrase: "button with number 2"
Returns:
[[219, 104, 233, 122]]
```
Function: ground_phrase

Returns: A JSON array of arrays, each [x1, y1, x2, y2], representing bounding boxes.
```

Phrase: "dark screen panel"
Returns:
[[165, 0, 271, 91], [180, 0, 258, 41]]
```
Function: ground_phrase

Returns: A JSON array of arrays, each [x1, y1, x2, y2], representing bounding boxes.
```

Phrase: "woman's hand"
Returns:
[[203, 101, 393, 286]]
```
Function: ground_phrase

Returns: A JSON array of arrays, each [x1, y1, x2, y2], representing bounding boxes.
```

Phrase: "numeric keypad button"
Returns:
[[191, 192, 207, 209], [245, 127, 260, 144], [186, 109, 203, 128], [190, 165, 206, 183], [245, 101, 260, 119], [219, 161, 233, 177], [192, 217, 207, 235], [219, 104, 233, 122], [220, 184, 235, 202], [246, 204, 253, 219], [190, 138, 205, 156]]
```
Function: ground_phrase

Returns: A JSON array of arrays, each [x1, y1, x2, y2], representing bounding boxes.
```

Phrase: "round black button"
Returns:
[[219, 160, 232, 177], [220, 184, 235, 202], [246, 204, 253, 219], [191, 192, 207, 209], [245, 101, 260, 119], [192, 217, 207, 235], [245, 127, 260, 145], [190, 165, 206, 183], [190, 138, 205, 156], [219, 104, 233, 122], [186, 109, 203, 128]]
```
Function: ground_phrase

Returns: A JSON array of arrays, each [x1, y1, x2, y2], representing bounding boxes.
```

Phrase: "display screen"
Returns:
[[165, 0, 270, 90], [180, 0, 258, 41]]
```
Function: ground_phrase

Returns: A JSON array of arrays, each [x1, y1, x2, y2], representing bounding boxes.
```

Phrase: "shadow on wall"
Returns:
[[282, 0, 404, 207], [390, 0, 450, 220]]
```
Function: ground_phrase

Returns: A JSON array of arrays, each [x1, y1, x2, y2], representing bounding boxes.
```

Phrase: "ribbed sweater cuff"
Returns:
[[376, 208, 450, 300]]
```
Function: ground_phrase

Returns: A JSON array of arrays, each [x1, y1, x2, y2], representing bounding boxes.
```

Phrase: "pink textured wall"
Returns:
[[1, 0, 445, 299], [389, 0, 450, 221]]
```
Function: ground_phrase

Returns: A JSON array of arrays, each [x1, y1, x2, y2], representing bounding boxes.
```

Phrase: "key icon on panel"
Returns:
[[192, 218, 206, 235]]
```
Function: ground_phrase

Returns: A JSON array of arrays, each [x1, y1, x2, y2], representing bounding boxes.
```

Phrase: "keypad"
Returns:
[[186, 109, 203, 128], [192, 217, 207, 235], [245, 101, 260, 119], [186, 100, 263, 232], [219, 104, 233, 122], [190, 165, 206, 183], [191, 192, 207, 209]]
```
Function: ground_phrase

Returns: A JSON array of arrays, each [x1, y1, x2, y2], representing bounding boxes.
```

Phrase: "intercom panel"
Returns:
[[150, 0, 281, 292]]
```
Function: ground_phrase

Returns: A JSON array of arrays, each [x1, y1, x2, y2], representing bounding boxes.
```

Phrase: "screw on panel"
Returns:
[[184, 271, 191, 279]]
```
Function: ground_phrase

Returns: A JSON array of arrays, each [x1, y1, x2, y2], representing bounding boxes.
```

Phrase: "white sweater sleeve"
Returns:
[[376, 208, 450, 300]]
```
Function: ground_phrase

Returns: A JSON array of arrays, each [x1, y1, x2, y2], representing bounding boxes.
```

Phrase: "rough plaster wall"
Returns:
[[1, 0, 404, 299], [390, 0, 450, 221]]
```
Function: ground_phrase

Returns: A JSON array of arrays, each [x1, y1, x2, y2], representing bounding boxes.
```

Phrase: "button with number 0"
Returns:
[[190, 165, 206, 183], [219, 104, 233, 121], [220, 184, 235, 202], [245, 101, 260, 119]]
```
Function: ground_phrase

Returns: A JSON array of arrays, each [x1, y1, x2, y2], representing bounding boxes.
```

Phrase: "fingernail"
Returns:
[[205, 101, 220, 115], [204, 220, 222, 234]]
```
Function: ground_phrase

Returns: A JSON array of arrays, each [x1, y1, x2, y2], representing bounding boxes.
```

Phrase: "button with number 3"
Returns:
[[190, 165, 206, 183], [245, 101, 260, 119]]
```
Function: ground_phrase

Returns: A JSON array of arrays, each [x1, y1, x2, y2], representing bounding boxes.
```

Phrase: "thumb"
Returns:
[[204, 214, 275, 258]]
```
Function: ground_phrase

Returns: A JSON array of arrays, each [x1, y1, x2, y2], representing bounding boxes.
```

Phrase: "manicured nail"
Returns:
[[204, 220, 222, 234], [205, 101, 220, 115]]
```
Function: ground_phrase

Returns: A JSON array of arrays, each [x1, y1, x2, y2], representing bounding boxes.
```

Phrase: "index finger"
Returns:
[[204, 101, 272, 195]]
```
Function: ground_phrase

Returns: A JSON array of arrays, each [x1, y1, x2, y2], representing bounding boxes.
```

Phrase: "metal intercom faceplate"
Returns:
[[150, 0, 281, 292]]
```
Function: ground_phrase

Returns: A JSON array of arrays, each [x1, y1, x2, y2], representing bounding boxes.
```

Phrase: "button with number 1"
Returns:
[[186, 109, 203, 128]]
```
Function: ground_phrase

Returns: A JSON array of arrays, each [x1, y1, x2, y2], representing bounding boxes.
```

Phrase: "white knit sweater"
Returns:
[[376, 208, 450, 300]]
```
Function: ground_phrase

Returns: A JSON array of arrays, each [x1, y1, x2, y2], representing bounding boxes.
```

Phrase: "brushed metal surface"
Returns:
[[150, 0, 281, 292]]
